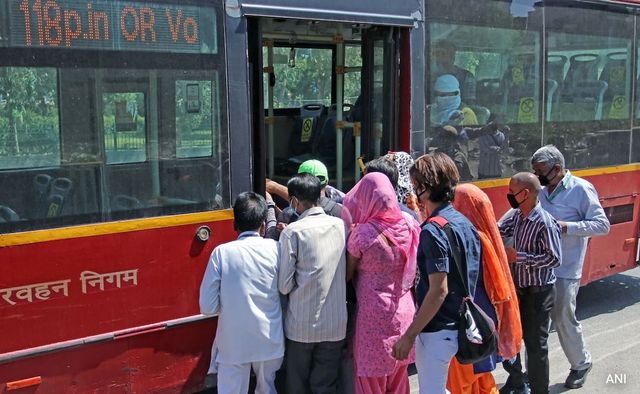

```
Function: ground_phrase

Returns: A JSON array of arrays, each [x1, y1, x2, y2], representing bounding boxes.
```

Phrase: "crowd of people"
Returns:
[[199, 144, 610, 394]]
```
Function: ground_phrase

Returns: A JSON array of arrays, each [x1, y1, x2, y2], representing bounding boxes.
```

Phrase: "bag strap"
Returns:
[[427, 216, 470, 298]]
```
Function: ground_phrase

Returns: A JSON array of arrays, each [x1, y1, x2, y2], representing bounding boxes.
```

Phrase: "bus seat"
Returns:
[[314, 103, 355, 168], [476, 78, 502, 110], [556, 80, 608, 121], [32, 174, 52, 218], [46, 177, 73, 218], [600, 52, 629, 119], [547, 55, 568, 84], [546, 79, 559, 121], [289, 103, 325, 156], [0, 205, 19, 222], [564, 54, 600, 90], [503, 80, 538, 123], [600, 52, 627, 96], [467, 105, 491, 125]]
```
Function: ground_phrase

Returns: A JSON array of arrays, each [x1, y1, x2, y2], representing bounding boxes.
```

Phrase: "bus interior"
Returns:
[[426, 1, 636, 179], [255, 17, 403, 193]]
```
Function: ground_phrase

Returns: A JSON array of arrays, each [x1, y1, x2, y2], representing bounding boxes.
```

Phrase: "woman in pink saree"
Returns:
[[342, 173, 421, 394]]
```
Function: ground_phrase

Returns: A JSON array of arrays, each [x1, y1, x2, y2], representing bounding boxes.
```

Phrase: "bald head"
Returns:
[[511, 172, 542, 195]]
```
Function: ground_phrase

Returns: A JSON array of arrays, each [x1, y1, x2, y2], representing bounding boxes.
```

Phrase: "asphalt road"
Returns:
[[410, 266, 640, 393]]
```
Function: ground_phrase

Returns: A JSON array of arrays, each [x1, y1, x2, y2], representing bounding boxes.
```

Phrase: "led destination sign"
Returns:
[[6, 0, 218, 54]]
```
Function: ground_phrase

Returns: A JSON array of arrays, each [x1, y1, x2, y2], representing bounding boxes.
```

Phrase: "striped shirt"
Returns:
[[499, 203, 562, 288], [278, 206, 347, 343]]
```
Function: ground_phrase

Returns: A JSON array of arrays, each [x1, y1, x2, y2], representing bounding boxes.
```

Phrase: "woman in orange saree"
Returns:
[[447, 183, 523, 394]]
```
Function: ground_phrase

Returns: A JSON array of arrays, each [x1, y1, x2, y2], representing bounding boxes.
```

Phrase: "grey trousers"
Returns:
[[285, 338, 345, 394], [551, 278, 592, 370]]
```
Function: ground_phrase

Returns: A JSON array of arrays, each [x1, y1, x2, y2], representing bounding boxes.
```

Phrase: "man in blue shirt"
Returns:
[[531, 145, 610, 390]]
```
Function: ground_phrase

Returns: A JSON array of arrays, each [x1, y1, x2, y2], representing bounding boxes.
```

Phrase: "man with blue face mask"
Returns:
[[430, 74, 478, 127]]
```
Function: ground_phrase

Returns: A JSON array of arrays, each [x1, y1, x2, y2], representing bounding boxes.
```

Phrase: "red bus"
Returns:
[[1, 0, 639, 392], [0, 0, 423, 391]]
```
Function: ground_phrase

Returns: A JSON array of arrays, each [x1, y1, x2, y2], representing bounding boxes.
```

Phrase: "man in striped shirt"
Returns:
[[278, 173, 347, 393], [499, 172, 562, 394]]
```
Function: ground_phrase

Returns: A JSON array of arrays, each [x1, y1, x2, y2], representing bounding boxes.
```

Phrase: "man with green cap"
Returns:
[[266, 159, 343, 221]]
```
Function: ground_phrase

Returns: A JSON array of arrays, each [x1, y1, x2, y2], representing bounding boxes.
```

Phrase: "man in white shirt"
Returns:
[[278, 173, 347, 393], [531, 145, 610, 390], [199, 192, 283, 394]]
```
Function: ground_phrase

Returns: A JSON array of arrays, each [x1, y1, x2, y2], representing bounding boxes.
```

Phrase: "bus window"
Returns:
[[426, 0, 543, 181], [103, 92, 147, 164], [264, 47, 333, 109], [176, 80, 217, 159], [544, 5, 633, 168], [0, 67, 61, 170], [0, 2, 229, 233], [344, 45, 362, 106]]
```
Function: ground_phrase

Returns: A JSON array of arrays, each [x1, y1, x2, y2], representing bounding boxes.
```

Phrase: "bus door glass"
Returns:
[[361, 28, 400, 163], [258, 19, 404, 193]]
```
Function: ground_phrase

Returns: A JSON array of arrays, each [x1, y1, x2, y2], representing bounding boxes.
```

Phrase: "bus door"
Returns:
[[250, 18, 404, 193]]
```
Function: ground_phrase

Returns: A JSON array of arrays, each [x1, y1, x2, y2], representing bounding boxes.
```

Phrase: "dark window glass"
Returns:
[[544, 4, 633, 168], [0, 3, 229, 234], [426, 0, 543, 181]]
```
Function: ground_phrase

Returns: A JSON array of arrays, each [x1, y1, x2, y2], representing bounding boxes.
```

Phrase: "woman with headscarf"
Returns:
[[447, 183, 523, 394], [342, 172, 421, 394]]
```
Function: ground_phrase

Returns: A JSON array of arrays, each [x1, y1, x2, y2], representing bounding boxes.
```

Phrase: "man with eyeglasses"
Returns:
[[499, 172, 562, 394]]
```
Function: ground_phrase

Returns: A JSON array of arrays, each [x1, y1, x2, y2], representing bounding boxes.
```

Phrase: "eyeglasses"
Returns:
[[413, 186, 428, 199]]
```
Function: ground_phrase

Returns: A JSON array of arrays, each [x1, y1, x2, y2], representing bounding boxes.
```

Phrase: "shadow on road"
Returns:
[[575, 269, 640, 321]]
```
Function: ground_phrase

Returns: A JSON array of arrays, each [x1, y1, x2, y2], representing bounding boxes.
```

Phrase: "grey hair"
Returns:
[[531, 145, 565, 169]]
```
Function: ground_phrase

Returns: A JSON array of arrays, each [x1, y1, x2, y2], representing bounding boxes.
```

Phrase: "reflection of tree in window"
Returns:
[[0, 67, 60, 170]]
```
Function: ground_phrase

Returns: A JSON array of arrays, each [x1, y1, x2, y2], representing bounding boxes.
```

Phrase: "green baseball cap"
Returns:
[[298, 159, 328, 186]]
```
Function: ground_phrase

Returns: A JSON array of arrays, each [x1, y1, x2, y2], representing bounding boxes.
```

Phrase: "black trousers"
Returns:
[[285, 338, 345, 394], [504, 284, 555, 394]]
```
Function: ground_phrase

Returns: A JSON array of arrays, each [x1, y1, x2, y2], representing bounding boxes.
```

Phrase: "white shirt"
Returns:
[[540, 171, 610, 279], [278, 207, 347, 343], [199, 231, 284, 364]]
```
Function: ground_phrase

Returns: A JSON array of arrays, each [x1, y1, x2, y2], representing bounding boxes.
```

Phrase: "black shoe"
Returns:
[[565, 364, 593, 389], [499, 382, 531, 394]]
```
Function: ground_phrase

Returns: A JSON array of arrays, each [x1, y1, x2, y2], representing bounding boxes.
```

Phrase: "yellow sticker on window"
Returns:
[[608, 95, 627, 119], [517, 97, 537, 123], [512, 65, 525, 86], [301, 117, 314, 143]]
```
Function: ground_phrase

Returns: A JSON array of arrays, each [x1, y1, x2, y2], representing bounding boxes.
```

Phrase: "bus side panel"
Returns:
[[480, 168, 640, 285], [0, 319, 216, 393], [580, 170, 639, 284], [0, 217, 234, 354]]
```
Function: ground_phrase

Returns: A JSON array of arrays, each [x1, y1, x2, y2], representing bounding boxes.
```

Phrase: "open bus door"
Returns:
[[249, 18, 406, 195]]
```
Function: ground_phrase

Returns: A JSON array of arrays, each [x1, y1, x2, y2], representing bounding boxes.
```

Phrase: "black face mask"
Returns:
[[506, 189, 526, 209], [538, 167, 555, 186]]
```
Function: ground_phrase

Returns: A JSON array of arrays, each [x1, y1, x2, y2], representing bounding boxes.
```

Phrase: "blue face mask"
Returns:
[[431, 94, 462, 126]]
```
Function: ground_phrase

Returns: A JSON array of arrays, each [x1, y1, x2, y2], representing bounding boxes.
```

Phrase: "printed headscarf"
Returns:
[[452, 183, 523, 359], [342, 173, 420, 290], [384, 151, 414, 205]]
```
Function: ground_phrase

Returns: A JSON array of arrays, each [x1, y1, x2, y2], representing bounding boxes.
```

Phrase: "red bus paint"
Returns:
[[1, 218, 233, 391], [480, 166, 640, 286]]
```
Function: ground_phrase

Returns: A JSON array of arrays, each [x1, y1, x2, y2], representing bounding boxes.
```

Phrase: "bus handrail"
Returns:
[[0, 314, 215, 364]]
